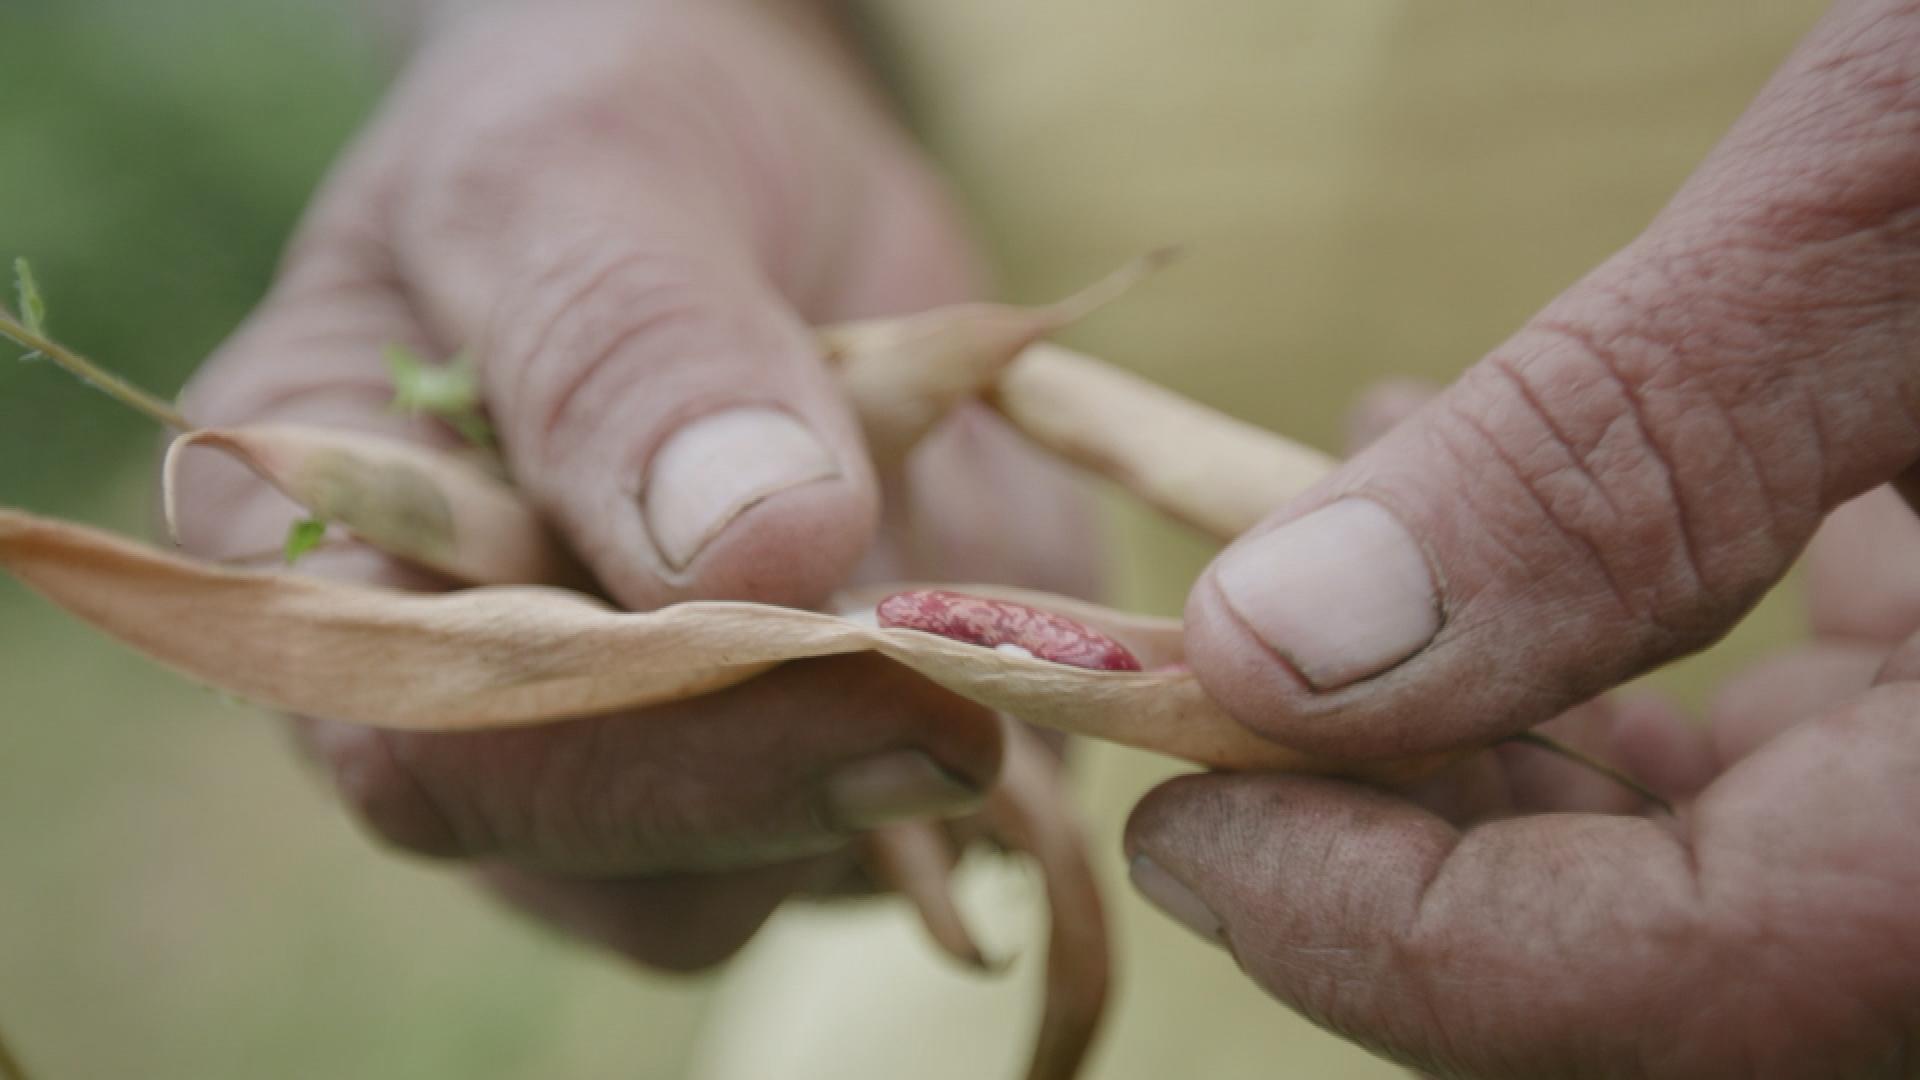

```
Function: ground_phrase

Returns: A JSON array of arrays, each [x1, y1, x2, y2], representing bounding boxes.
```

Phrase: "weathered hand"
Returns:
[[170, 1, 1094, 971], [1133, 3, 1920, 1075]]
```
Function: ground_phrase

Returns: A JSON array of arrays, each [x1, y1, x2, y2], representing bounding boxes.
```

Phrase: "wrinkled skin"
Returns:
[[172, 1, 1095, 972], [1133, 3, 1920, 1076]]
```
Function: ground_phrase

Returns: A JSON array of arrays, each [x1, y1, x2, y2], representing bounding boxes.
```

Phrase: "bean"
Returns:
[[876, 589, 1142, 672]]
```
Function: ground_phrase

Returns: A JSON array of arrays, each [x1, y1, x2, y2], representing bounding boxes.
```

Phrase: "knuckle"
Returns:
[[495, 240, 755, 471], [1719, 15, 1920, 249], [1646, 230, 1920, 509], [1438, 285, 1803, 650], [314, 727, 476, 859], [401, 7, 751, 254], [533, 719, 703, 869]]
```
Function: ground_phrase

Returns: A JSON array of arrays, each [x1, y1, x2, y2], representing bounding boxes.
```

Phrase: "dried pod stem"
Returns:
[[989, 722, 1109, 1080], [863, 822, 997, 972]]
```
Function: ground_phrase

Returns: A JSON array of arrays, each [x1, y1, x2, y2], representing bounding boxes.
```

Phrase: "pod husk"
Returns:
[[821, 251, 1174, 461], [821, 262, 1335, 543], [164, 425, 580, 587], [0, 507, 1349, 773], [989, 344, 1336, 543]]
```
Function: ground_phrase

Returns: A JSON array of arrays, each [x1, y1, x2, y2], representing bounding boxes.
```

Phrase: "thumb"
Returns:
[[476, 246, 873, 612], [384, 6, 886, 611], [1190, 0, 1920, 759]]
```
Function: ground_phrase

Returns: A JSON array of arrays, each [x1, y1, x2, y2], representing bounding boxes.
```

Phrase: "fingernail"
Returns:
[[1213, 498, 1439, 689], [818, 750, 983, 833], [642, 407, 839, 571], [1129, 855, 1225, 944]]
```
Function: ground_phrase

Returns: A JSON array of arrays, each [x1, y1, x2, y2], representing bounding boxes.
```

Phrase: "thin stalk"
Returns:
[[1043, 246, 1180, 326], [0, 307, 189, 431], [1503, 731, 1674, 816]]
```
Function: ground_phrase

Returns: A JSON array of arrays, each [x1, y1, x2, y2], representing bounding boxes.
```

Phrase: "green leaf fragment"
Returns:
[[444, 411, 494, 447], [283, 517, 329, 565], [11, 257, 48, 361], [0, 259, 190, 429], [386, 344, 493, 446], [13, 257, 46, 335]]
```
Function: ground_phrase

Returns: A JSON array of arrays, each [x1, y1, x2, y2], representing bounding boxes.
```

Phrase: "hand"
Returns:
[[1130, 3, 1920, 1075], [170, 1, 1095, 971]]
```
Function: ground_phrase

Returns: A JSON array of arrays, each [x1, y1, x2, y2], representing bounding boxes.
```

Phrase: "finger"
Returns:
[[172, 154, 455, 562], [1346, 385, 1697, 819], [1872, 619, 1920, 685], [1707, 642, 1884, 766], [1344, 379, 1438, 455], [1807, 486, 1920, 645], [1605, 690, 1718, 801], [1500, 699, 1640, 816], [884, 405, 1105, 598], [1127, 683, 1920, 1077], [1188, 4, 1920, 759], [1127, 773, 1696, 1076], [478, 860, 819, 973], [381, 6, 915, 611], [293, 653, 1003, 875], [1494, 692, 1692, 815], [1395, 691, 1698, 825], [1382, 748, 1512, 826]]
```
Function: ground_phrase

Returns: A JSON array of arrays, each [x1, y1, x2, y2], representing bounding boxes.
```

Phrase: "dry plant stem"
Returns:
[[990, 344, 1336, 543], [988, 722, 1110, 1080], [1038, 247, 1179, 327], [863, 822, 995, 971], [0, 310, 190, 431], [163, 426, 580, 588], [1503, 732, 1675, 815]]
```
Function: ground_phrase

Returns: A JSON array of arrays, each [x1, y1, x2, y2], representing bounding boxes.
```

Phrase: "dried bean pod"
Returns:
[[990, 344, 1336, 542], [163, 425, 583, 588], [820, 251, 1174, 462]]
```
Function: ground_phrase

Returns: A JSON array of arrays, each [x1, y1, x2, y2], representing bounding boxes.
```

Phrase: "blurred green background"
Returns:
[[0, 2, 716, 1077], [0, 0, 375, 514]]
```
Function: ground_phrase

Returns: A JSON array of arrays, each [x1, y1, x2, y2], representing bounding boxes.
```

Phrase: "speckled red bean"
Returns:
[[876, 589, 1142, 672]]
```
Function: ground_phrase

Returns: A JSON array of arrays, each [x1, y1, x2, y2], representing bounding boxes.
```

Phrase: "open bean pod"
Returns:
[[0, 508, 1378, 774], [7, 258, 1355, 1080]]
